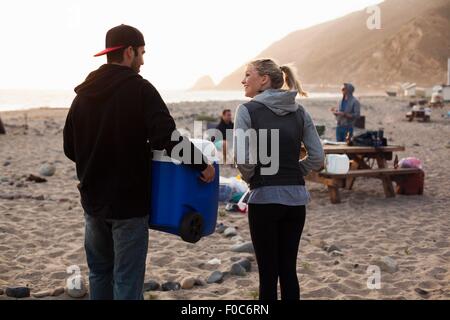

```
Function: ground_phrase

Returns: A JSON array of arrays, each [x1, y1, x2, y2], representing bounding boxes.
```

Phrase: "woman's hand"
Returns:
[[200, 164, 215, 183]]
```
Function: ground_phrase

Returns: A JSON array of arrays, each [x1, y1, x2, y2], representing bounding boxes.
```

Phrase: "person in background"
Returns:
[[0, 116, 5, 134], [234, 59, 324, 300], [331, 83, 360, 142], [211, 109, 234, 163]]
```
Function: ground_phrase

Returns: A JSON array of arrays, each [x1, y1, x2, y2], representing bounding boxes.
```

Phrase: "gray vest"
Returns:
[[243, 101, 305, 190]]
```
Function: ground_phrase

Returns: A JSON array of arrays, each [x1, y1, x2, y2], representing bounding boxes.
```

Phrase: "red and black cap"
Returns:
[[94, 24, 145, 57]]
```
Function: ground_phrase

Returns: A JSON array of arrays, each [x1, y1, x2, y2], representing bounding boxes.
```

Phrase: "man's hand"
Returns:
[[331, 107, 344, 116], [200, 164, 215, 183]]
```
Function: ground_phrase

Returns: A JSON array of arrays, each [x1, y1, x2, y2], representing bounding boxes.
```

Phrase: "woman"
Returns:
[[233, 59, 324, 300]]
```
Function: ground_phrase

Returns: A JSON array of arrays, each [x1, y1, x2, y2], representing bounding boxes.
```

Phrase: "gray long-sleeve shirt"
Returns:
[[233, 89, 325, 205], [336, 83, 361, 127]]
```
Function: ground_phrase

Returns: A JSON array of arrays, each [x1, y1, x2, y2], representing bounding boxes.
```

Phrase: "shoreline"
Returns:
[[0, 95, 412, 114]]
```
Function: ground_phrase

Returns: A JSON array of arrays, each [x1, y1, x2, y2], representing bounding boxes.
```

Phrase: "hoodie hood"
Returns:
[[75, 64, 141, 101], [252, 89, 299, 116], [344, 83, 355, 97]]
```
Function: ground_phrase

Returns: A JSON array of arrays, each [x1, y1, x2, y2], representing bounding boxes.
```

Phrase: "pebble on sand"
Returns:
[[144, 280, 160, 292], [415, 288, 429, 296], [32, 290, 52, 298], [376, 256, 399, 273], [5, 287, 31, 298], [326, 245, 341, 253], [331, 250, 344, 257], [224, 227, 238, 238], [161, 282, 181, 291], [207, 271, 224, 284], [237, 258, 252, 272], [194, 278, 207, 287], [230, 263, 247, 276], [207, 258, 222, 266], [39, 163, 56, 177], [181, 277, 196, 290], [216, 223, 227, 234], [230, 242, 254, 254], [51, 287, 65, 297], [65, 275, 88, 298]]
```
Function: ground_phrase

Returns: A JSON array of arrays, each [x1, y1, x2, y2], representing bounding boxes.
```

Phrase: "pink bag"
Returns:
[[394, 157, 424, 195], [399, 157, 422, 169]]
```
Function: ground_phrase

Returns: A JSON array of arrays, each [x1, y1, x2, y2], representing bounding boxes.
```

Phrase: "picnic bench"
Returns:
[[304, 145, 423, 203]]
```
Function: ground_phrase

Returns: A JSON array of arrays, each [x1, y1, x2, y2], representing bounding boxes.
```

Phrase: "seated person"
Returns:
[[211, 109, 234, 163]]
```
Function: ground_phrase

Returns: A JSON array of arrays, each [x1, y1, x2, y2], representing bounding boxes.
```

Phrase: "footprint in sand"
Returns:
[[302, 287, 339, 299], [328, 283, 358, 295], [48, 250, 66, 259], [333, 269, 351, 278], [49, 271, 68, 280]]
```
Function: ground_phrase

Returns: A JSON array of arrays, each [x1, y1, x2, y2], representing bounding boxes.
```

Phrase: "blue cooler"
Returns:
[[149, 139, 220, 243]]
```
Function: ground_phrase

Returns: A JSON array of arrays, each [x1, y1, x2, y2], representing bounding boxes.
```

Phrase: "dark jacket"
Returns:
[[211, 119, 234, 142], [63, 64, 208, 219]]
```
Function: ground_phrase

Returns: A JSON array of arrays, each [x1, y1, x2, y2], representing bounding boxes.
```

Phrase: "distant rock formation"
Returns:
[[190, 75, 215, 91]]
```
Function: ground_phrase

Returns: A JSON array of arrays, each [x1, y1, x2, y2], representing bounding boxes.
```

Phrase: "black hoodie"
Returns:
[[63, 64, 208, 220]]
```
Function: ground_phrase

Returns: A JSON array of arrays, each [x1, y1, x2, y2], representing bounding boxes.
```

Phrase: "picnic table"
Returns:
[[303, 144, 422, 203], [406, 110, 431, 122]]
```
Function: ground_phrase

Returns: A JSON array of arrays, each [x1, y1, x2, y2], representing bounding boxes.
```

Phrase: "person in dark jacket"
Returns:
[[214, 109, 234, 141], [0, 116, 5, 134], [211, 109, 234, 163], [63, 24, 215, 300]]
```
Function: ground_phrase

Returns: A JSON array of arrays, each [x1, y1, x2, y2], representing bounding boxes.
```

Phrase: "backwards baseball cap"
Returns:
[[94, 24, 145, 57]]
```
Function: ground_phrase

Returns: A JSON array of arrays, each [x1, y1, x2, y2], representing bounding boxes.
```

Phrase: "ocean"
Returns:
[[0, 89, 341, 112]]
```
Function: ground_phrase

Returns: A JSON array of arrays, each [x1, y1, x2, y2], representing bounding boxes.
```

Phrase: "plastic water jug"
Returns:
[[325, 154, 350, 174]]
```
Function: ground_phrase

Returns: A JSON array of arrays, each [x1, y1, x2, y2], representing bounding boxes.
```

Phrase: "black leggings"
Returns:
[[248, 203, 306, 300]]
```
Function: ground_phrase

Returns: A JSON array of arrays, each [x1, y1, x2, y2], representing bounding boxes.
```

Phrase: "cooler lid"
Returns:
[[152, 138, 219, 163]]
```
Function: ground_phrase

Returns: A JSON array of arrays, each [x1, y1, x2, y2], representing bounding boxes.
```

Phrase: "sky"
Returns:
[[0, 0, 383, 91]]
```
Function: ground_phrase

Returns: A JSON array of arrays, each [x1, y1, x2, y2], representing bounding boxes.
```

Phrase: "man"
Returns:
[[63, 24, 215, 300], [331, 83, 360, 142], [211, 109, 234, 163], [0, 116, 5, 134]]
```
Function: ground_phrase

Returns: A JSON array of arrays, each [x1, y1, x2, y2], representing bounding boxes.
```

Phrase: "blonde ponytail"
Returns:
[[280, 65, 308, 97], [250, 59, 308, 97]]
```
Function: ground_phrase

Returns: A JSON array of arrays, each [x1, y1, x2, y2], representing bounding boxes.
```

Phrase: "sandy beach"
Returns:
[[0, 96, 449, 300]]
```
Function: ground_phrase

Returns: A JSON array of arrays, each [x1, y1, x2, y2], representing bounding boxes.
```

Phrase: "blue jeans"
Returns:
[[84, 213, 149, 300], [336, 126, 353, 142]]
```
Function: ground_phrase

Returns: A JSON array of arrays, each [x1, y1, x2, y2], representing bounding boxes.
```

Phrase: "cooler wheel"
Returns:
[[180, 212, 204, 243]]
